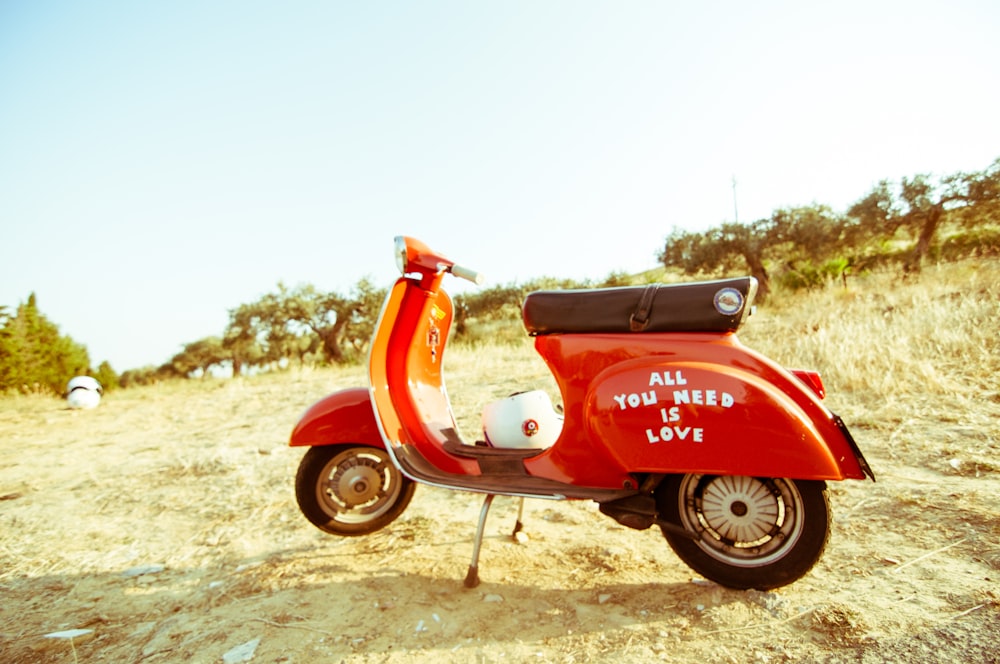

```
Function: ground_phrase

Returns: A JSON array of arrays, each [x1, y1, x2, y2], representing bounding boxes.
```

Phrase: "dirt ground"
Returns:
[[1, 366, 997, 663]]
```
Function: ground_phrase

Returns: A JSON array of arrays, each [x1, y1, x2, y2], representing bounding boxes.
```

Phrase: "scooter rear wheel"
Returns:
[[656, 474, 829, 590], [295, 445, 415, 536]]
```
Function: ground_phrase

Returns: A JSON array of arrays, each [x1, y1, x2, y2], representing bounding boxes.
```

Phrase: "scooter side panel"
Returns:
[[289, 387, 383, 448], [587, 357, 866, 480], [528, 333, 867, 485]]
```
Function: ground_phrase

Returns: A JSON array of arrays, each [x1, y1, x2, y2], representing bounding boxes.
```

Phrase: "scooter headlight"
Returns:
[[394, 236, 408, 274]]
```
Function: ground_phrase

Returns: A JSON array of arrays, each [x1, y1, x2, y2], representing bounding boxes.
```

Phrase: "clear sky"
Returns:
[[2, 1, 998, 372]]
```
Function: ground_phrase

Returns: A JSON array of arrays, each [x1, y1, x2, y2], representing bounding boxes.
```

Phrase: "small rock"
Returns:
[[598, 593, 612, 604], [122, 564, 165, 578], [483, 594, 504, 603], [43, 628, 94, 640], [128, 622, 158, 639], [222, 637, 261, 663]]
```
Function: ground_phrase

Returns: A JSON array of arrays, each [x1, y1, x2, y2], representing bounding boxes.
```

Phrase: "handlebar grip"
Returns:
[[450, 263, 484, 285]]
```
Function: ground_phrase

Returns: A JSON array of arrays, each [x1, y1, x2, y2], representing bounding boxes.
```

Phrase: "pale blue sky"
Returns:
[[2, 1, 998, 371]]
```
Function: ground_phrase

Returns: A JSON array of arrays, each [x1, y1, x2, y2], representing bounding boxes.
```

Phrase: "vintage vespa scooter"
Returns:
[[290, 236, 873, 590]]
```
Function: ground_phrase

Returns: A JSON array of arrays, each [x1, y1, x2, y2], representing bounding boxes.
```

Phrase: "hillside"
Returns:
[[1, 257, 997, 662]]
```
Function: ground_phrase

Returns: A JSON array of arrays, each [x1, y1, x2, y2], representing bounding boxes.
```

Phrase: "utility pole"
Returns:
[[732, 175, 739, 223]]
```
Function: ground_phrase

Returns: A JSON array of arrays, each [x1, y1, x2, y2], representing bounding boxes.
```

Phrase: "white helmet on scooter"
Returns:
[[481, 390, 562, 449]]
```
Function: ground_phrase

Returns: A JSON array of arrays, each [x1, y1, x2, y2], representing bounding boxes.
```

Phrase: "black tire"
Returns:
[[295, 445, 415, 536], [656, 474, 829, 590]]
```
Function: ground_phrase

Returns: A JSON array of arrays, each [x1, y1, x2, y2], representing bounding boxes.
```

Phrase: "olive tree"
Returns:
[[848, 157, 1000, 271]]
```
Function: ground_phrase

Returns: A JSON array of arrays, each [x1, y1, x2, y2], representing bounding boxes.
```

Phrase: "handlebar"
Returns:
[[395, 236, 484, 286], [450, 263, 484, 285]]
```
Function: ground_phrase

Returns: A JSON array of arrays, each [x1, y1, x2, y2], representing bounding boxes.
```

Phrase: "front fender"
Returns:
[[289, 387, 383, 448]]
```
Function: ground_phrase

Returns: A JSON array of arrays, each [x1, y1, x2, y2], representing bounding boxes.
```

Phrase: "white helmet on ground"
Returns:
[[481, 390, 562, 449], [66, 376, 103, 409]]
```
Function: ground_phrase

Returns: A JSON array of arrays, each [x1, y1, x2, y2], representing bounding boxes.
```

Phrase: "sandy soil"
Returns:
[[1, 367, 997, 663]]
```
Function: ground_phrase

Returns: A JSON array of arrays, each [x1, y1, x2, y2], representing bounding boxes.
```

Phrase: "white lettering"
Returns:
[[614, 390, 657, 410], [660, 406, 680, 423], [672, 389, 734, 408], [646, 425, 704, 444], [650, 370, 687, 387]]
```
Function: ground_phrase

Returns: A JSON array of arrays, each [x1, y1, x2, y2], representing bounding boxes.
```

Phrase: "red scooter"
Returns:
[[290, 237, 874, 590]]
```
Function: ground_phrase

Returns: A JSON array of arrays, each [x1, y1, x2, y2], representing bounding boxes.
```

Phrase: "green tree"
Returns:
[[771, 204, 854, 288], [167, 337, 228, 378], [849, 157, 1000, 271], [224, 301, 268, 376], [771, 204, 851, 260], [452, 276, 588, 337], [282, 279, 386, 364], [0, 293, 90, 394], [660, 218, 776, 297], [279, 283, 350, 364], [341, 278, 386, 356], [660, 205, 853, 297], [94, 361, 119, 392], [225, 287, 308, 373], [120, 365, 169, 387], [0, 305, 13, 389], [221, 279, 386, 372]]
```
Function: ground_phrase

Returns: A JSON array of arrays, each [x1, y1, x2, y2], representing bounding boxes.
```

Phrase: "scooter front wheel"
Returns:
[[656, 474, 829, 590], [295, 445, 415, 536]]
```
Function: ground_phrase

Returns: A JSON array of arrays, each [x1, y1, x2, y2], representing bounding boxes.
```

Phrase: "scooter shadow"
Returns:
[[3, 542, 775, 661], [265, 541, 766, 650]]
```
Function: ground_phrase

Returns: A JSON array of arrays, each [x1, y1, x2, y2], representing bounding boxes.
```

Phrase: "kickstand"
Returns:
[[511, 497, 525, 539], [464, 494, 495, 588]]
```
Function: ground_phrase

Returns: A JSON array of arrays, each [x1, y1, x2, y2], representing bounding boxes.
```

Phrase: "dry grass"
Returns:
[[1, 257, 998, 663], [740, 259, 1000, 478], [743, 259, 1000, 400]]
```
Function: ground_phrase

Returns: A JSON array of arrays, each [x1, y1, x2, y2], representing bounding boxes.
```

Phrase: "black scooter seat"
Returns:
[[522, 277, 757, 335]]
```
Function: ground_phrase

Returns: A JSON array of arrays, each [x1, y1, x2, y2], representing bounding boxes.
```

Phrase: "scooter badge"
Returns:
[[713, 287, 745, 316]]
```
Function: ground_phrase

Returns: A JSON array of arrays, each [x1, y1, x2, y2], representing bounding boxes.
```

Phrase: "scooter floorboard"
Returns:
[[393, 442, 634, 501]]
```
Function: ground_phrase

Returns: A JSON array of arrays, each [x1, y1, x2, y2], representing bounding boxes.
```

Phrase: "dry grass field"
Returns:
[[1, 258, 998, 663]]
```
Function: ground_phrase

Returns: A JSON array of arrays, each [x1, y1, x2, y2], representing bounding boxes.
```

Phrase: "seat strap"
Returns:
[[629, 284, 659, 331]]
